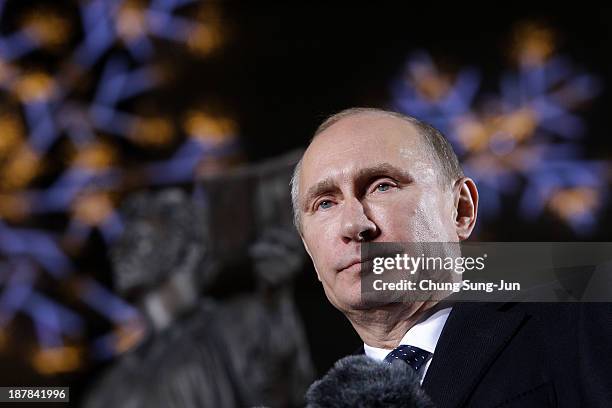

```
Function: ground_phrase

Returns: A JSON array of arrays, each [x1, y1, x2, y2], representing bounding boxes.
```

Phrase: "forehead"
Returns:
[[300, 113, 434, 190]]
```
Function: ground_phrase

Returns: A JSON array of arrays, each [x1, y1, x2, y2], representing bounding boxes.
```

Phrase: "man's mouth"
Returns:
[[337, 258, 371, 273]]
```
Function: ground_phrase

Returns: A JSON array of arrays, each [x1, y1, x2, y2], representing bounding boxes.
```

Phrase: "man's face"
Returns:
[[298, 112, 459, 313]]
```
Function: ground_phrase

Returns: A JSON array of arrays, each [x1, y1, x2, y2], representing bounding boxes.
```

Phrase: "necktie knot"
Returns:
[[383, 344, 431, 372]]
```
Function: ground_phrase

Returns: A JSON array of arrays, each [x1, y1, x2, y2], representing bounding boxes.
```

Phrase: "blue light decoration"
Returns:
[[391, 22, 608, 236], [0, 0, 234, 374]]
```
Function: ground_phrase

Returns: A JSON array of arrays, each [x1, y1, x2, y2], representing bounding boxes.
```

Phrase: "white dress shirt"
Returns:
[[363, 307, 452, 383]]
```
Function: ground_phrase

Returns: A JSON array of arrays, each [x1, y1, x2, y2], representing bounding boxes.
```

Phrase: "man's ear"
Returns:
[[300, 234, 322, 281], [453, 177, 478, 241]]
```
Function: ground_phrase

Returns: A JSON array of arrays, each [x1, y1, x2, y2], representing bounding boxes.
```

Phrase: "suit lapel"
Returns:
[[421, 303, 527, 408]]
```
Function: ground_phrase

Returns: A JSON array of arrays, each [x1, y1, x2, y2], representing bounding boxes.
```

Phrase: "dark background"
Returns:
[[1, 2, 611, 403]]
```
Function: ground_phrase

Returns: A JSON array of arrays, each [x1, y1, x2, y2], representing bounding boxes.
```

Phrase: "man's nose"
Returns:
[[340, 197, 379, 243]]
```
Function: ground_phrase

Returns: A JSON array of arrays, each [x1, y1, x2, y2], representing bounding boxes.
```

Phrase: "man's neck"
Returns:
[[347, 301, 439, 349]]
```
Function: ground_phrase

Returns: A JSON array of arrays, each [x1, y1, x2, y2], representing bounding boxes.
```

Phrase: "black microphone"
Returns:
[[305, 355, 436, 408]]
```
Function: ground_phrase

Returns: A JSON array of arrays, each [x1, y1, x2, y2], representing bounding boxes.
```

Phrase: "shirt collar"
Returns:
[[363, 307, 452, 362]]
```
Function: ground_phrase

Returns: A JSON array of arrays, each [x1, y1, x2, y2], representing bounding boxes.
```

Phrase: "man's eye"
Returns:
[[317, 200, 334, 210], [375, 183, 393, 192]]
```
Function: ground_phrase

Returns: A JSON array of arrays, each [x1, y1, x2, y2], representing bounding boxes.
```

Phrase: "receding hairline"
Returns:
[[307, 108, 460, 186], [313, 107, 423, 139]]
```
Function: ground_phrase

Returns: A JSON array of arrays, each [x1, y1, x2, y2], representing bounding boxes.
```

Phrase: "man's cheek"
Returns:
[[370, 203, 414, 240], [306, 241, 330, 281]]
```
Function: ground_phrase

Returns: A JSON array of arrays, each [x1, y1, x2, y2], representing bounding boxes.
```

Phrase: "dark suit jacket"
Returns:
[[358, 302, 612, 407]]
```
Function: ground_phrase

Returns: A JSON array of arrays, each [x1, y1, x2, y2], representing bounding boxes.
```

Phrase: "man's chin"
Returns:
[[347, 296, 411, 311], [324, 283, 360, 311], [333, 293, 403, 312], [325, 280, 410, 312]]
